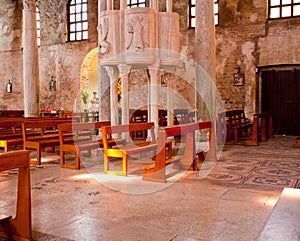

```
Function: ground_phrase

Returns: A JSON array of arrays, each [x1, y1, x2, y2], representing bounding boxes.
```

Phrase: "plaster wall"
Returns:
[[215, 0, 300, 117], [0, 0, 98, 112]]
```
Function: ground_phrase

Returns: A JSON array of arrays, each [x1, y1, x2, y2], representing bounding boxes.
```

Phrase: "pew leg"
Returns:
[[4, 143, 8, 153], [30, 145, 42, 165], [233, 129, 238, 144], [75, 151, 81, 170], [104, 156, 109, 174], [268, 116, 274, 138], [36, 146, 42, 165], [60, 149, 65, 167], [245, 116, 258, 146], [261, 117, 267, 141], [122, 154, 128, 176]]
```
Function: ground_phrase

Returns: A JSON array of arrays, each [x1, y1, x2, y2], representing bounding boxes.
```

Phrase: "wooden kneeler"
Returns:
[[0, 150, 32, 241]]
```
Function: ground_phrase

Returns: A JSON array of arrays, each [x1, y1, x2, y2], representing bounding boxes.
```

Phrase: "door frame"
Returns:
[[257, 64, 300, 135]]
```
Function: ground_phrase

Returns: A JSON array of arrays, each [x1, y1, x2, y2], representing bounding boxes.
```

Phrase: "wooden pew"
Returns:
[[22, 119, 75, 165], [58, 121, 125, 169], [129, 109, 148, 139], [245, 111, 274, 146], [0, 110, 24, 117], [0, 150, 32, 241], [101, 122, 162, 176], [0, 117, 77, 153], [217, 109, 252, 144], [0, 120, 24, 152], [142, 121, 216, 183]]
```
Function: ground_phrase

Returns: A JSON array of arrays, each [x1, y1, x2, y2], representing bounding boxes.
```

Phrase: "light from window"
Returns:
[[269, 0, 300, 18], [36, 6, 40, 46], [68, 0, 88, 42], [189, 0, 219, 28], [127, 0, 146, 8], [214, 0, 219, 25]]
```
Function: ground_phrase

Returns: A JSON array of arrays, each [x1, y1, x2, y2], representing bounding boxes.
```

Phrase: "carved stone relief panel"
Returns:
[[125, 8, 156, 65], [98, 11, 122, 65]]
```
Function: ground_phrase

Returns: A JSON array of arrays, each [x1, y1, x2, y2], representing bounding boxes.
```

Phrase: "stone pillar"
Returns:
[[23, 0, 39, 117], [98, 0, 107, 12], [195, 0, 216, 121], [105, 66, 119, 126], [167, 0, 172, 12], [98, 0, 110, 120], [118, 64, 131, 125], [120, 0, 127, 10], [148, 64, 160, 128], [150, 0, 158, 11], [107, 0, 112, 10], [167, 71, 175, 126]]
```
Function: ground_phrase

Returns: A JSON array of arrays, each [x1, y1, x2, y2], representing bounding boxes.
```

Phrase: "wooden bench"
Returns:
[[58, 121, 125, 169], [217, 109, 253, 144], [0, 150, 32, 241], [257, 188, 300, 241], [22, 119, 76, 165], [245, 111, 274, 146], [142, 121, 216, 183], [0, 119, 49, 152], [0, 120, 24, 152], [101, 122, 167, 176], [0, 110, 24, 117]]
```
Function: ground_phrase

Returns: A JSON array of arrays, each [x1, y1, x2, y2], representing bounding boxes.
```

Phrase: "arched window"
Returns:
[[36, 6, 40, 46], [268, 0, 300, 19], [67, 0, 88, 42], [127, 0, 147, 8], [189, 0, 219, 28]]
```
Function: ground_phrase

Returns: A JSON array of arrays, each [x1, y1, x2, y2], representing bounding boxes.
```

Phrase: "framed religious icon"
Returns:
[[233, 67, 245, 86]]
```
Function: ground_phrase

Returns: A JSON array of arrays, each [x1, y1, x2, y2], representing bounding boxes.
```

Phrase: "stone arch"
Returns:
[[80, 47, 99, 110]]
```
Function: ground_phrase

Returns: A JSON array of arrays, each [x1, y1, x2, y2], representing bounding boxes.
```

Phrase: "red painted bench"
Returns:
[[142, 121, 216, 183], [245, 111, 274, 146], [217, 109, 252, 144]]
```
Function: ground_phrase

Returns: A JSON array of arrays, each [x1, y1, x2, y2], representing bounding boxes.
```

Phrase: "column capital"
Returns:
[[105, 66, 117, 77], [23, 0, 36, 11], [118, 64, 131, 76]]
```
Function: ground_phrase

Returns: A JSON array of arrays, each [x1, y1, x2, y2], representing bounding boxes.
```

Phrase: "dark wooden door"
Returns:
[[261, 69, 300, 136]]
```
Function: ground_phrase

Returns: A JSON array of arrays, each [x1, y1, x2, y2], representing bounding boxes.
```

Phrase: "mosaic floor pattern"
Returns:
[[1, 136, 300, 192], [197, 135, 300, 191]]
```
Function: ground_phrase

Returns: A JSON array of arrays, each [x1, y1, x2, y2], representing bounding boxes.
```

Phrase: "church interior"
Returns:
[[1, 0, 300, 240]]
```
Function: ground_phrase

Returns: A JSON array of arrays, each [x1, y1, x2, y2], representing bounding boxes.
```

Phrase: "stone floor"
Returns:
[[1, 135, 300, 241]]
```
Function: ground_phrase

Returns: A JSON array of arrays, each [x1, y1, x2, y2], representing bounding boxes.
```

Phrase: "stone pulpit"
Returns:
[[98, 0, 180, 127]]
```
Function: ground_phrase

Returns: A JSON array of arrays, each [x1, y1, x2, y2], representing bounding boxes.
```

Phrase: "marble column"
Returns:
[[23, 0, 40, 117], [98, 0, 110, 120], [98, 0, 106, 12], [106, 0, 112, 10], [166, 0, 172, 12], [118, 64, 131, 125], [120, 0, 127, 10], [150, 0, 158, 11], [167, 72, 175, 126], [105, 66, 119, 126], [195, 0, 216, 121], [148, 64, 160, 128]]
